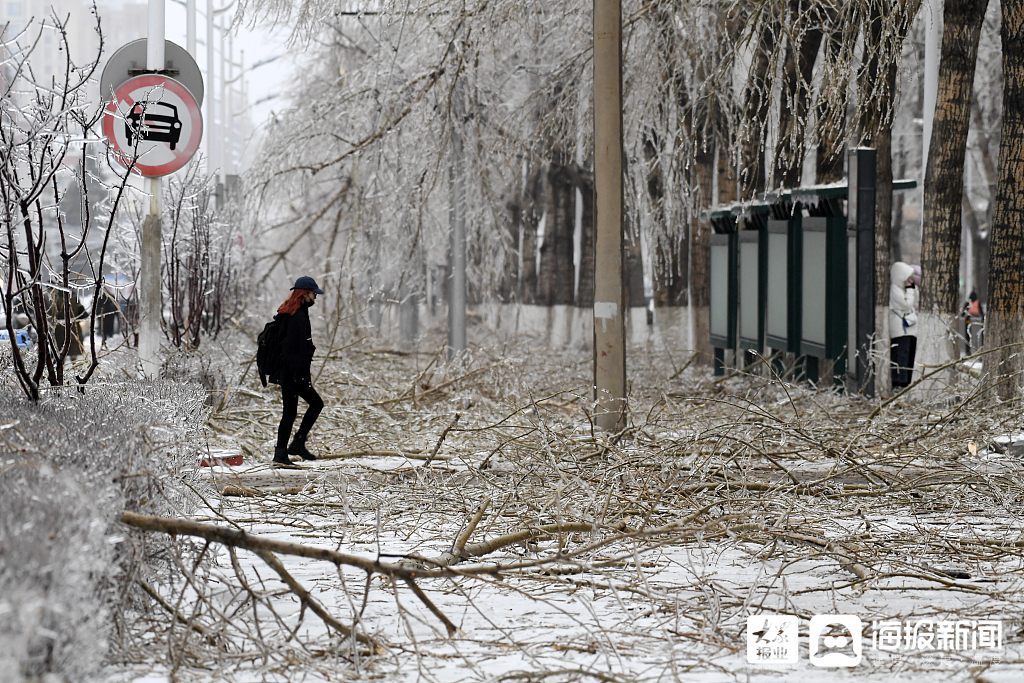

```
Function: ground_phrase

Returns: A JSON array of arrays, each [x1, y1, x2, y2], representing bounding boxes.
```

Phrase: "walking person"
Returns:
[[271, 276, 325, 467], [889, 261, 919, 390]]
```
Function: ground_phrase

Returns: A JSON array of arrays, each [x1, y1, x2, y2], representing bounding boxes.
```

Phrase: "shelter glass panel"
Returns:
[[710, 244, 728, 338], [767, 232, 787, 340], [802, 231, 827, 345]]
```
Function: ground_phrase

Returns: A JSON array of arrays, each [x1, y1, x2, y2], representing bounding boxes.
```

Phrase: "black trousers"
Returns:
[[890, 335, 917, 389], [277, 380, 324, 448]]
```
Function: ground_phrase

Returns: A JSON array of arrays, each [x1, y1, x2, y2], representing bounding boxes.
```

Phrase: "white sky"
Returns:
[[161, 1, 298, 167]]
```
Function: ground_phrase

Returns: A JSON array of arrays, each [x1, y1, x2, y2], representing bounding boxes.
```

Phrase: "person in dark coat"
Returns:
[[271, 276, 326, 467]]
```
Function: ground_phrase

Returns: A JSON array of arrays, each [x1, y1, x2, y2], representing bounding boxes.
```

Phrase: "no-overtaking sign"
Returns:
[[102, 75, 203, 177]]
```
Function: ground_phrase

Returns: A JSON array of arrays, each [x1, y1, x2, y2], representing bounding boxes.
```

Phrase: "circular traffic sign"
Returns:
[[102, 75, 203, 177], [101, 39, 204, 107]]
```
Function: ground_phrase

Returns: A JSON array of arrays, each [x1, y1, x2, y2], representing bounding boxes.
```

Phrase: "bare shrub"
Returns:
[[0, 380, 209, 681]]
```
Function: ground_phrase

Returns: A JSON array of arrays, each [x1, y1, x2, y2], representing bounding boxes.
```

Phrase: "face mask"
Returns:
[[305, 298, 316, 308]]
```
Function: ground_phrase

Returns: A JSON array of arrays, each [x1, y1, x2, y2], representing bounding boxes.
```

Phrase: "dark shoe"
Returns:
[[287, 433, 317, 461], [272, 446, 298, 468]]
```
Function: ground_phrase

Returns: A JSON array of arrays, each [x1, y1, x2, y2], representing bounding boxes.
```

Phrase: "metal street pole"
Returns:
[[186, 0, 196, 56], [592, 0, 626, 432], [220, 29, 229, 183], [140, 0, 166, 377], [206, 0, 217, 181]]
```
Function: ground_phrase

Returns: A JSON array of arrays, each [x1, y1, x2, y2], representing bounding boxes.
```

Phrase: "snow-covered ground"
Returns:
[[106, 341, 1024, 682]]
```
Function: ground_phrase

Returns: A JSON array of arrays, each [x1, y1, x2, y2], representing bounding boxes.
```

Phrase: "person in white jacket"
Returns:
[[889, 261, 919, 388]]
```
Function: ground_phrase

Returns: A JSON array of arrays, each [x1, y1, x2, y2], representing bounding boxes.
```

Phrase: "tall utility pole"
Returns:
[[447, 86, 467, 360], [140, 0, 166, 377], [592, 0, 627, 431], [206, 0, 217, 182], [220, 28, 229, 182]]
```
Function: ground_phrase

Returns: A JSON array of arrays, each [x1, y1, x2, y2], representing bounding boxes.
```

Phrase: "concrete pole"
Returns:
[[140, 0, 166, 378], [186, 0, 196, 56], [592, 0, 626, 432], [447, 100, 467, 360]]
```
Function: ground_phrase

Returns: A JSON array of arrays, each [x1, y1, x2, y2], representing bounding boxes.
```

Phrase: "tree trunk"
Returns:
[[647, 136, 687, 307], [815, 20, 848, 184], [518, 168, 542, 305], [775, 0, 822, 188], [891, 131, 908, 263], [984, 0, 1024, 398], [741, 18, 778, 198], [576, 171, 595, 308], [860, 0, 919, 308], [918, 0, 989, 389], [537, 161, 576, 306]]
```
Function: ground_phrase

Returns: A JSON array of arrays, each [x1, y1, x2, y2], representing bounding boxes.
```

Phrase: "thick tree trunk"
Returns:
[[984, 0, 1024, 398], [918, 0, 988, 390], [775, 0, 823, 188]]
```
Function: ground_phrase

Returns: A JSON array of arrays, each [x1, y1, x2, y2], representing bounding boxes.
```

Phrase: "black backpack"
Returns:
[[256, 315, 285, 387]]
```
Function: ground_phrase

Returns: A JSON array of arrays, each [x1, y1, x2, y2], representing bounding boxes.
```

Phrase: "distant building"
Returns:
[[0, 0, 146, 95]]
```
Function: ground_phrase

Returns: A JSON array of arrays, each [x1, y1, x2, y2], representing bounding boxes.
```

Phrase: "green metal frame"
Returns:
[[709, 231, 738, 351], [764, 207, 802, 354], [798, 213, 847, 375]]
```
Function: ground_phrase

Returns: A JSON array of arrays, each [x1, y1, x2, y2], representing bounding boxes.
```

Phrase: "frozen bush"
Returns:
[[0, 380, 208, 681]]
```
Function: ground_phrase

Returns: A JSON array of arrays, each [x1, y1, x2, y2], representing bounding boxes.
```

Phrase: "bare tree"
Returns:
[[918, 0, 990, 386], [984, 0, 1024, 397], [0, 13, 135, 399]]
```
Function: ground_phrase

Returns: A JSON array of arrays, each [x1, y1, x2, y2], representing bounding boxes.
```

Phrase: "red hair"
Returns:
[[278, 289, 311, 316]]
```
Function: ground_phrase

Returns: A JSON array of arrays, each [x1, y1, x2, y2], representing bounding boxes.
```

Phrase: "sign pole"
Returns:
[[140, 0, 166, 377], [593, 0, 627, 432], [207, 0, 217, 185], [186, 0, 196, 56]]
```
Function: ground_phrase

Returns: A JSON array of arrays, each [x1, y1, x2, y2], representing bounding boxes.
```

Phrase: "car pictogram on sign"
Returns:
[[125, 101, 183, 150], [102, 75, 202, 177]]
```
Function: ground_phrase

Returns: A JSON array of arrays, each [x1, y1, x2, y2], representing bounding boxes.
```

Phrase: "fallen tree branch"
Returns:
[[403, 577, 458, 637], [367, 363, 497, 406], [438, 497, 491, 566], [775, 530, 871, 580], [122, 511, 469, 636], [252, 548, 379, 649], [461, 522, 600, 559], [120, 511, 430, 578], [423, 413, 461, 467], [136, 577, 216, 644]]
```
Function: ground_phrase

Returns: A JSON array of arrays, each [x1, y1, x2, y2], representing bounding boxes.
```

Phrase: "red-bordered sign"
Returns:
[[102, 75, 203, 177]]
